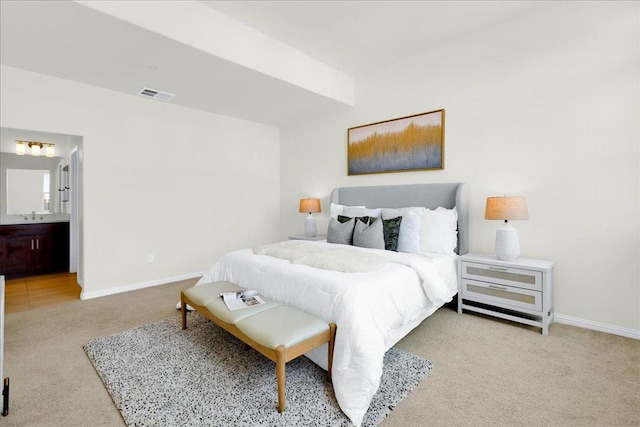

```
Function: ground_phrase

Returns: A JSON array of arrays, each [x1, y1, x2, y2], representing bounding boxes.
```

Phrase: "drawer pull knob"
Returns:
[[488, 266, 508, 272], [489, 285, 508, 291]]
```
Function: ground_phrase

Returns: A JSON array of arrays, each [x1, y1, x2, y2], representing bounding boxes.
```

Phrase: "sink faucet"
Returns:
[[32, 211, 36, 220]]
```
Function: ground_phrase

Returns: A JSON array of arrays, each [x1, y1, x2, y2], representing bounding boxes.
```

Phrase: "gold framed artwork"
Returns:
[[347, 109, 445, 175]]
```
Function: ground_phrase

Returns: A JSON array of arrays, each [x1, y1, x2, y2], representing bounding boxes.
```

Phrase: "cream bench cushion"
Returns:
[[235, 305, 330, 349]]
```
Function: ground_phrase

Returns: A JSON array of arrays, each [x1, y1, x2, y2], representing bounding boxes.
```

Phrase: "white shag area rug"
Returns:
[[84, 312, 432, 427]]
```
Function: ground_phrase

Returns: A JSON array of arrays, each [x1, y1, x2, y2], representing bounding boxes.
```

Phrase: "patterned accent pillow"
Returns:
[[337, 215, 371, 225], [381, 208, 423, 253], [372, 216, 403, 251], [327, 217, 356, 245], [352, 217, 385, 250]]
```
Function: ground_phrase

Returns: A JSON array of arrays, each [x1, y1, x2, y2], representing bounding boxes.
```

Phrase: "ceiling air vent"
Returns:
[[138, 87, 175, 101]]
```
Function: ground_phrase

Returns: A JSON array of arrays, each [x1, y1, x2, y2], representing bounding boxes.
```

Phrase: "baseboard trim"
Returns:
[[555, 314, 640, 340], [80, 271, 205, 300]]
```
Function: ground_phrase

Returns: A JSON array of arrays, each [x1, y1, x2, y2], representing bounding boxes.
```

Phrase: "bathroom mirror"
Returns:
[[0, 153, 65, 214], [6, 169, 51, 214]]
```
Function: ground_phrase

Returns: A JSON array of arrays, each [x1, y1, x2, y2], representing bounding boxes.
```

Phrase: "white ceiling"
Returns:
[[201, 1, 547, 76], [1, 1, 548, 126]]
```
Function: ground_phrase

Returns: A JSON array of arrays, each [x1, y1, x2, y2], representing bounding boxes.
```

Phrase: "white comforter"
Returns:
[[196, 241, 457, 426]]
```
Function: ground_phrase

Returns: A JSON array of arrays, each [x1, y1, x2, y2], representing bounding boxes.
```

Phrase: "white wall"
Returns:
[[0, 65, 281, 296], [280, 2, 639, 333]]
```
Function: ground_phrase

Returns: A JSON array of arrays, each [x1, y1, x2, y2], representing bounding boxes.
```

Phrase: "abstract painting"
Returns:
[[348, 109, 445, 175]]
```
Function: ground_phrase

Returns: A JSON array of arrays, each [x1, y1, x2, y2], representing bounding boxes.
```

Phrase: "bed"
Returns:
[[195, 183, 468, 426]]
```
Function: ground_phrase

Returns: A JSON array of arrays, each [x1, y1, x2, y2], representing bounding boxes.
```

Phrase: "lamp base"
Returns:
[[304, 214, 317, 237], [495, 222, 520, 261]]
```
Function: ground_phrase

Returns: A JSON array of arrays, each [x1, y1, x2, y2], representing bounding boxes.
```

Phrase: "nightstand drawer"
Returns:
[[461, 278, 542, 312], [460, 261, 542, 291]]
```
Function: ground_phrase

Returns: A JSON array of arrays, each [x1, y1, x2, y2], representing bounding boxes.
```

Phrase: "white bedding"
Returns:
[[195, 240, 457, 426], [254, 240, 388, 273]]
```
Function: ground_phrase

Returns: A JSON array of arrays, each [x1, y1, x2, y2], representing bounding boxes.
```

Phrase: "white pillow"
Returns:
[[342, 206, 382, 219], [419, 207, 458, 254], [330, 203, 365, 219], [381, 207, 425, 253]]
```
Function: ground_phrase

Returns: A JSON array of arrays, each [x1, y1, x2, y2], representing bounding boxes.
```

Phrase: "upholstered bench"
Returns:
[[180, 281, 336, 413]]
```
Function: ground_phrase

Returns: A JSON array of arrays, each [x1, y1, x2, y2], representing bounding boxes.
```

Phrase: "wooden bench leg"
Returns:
[[328, 323, 336, 383], [276, 345, 286, 413], [181, 292, 187, 330]]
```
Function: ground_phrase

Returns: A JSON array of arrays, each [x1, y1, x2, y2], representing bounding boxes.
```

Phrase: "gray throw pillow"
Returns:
[[327, 217, 355, 245], [353, 218, 385, 250]]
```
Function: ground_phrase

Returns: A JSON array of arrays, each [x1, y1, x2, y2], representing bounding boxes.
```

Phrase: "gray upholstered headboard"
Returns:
[[330, 183, 469, 255]]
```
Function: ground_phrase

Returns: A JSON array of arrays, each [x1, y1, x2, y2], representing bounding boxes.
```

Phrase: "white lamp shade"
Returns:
[[45, 144, 55, 157], [30, 143, 41, 156], [16, 142, 25, 155]]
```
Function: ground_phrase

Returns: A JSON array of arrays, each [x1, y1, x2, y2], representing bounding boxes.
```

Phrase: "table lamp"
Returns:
[[485, 196, 529, 261], [299, 198, 321, 237]]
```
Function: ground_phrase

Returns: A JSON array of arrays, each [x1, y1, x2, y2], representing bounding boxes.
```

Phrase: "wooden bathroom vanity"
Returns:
[[0, 222, 69, 279]]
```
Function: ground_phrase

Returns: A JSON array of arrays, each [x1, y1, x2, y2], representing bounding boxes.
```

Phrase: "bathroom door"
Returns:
[[69, 148, 79, 275]]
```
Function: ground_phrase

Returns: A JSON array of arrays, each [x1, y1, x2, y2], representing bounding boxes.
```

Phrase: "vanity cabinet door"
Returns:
[[3, 236, 34, 276], [34, 234, 56, 273]]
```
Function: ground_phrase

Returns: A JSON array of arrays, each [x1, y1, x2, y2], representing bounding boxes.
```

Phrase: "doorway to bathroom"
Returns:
[[1, 127, 83, 303]]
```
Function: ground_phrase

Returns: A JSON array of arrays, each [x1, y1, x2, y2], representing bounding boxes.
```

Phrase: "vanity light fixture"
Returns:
[[15, 140, 55, 157]]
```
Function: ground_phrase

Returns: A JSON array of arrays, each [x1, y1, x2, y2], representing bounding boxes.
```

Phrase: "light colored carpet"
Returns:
[[84, 312, 431, 426], [3, 279, 640, 426]]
